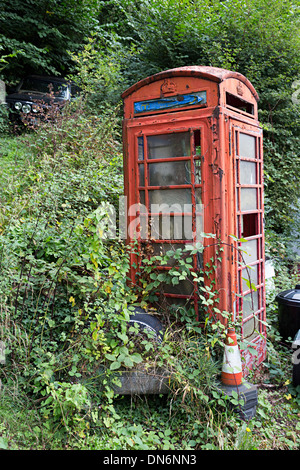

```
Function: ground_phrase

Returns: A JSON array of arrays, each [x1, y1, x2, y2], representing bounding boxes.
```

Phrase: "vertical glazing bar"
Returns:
[[143, 135, 149, 237], [190, 129, 196, 244], [190, 129, 198, 320]]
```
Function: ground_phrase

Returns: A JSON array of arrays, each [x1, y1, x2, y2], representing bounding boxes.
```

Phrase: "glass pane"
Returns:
[[240, 188, 257, 211], [240, 161, 257, 184], [243, 316, 259, 340], [236, 191, 240, 211], [180, 214, 203, 240], [241, 239, 258, 264], [153, 214, 203, 240], [139, 164, 144, 186], [163, 277, 194, 295], [243, 291, 259, 317], [195, 213, 203, 240], [239, 133, 256, 159], [137, 215, 148, 239], [139, 190, 145, 206], [182, 215, 192, 239], [149, 188, 192, 212], [150, 215, 195, 240], [138, 136, 144, 161], [242, 265, 258, 292], [147, 132, 190, 159], [150, 215, 203, 240], [149, 161, 191, 186]]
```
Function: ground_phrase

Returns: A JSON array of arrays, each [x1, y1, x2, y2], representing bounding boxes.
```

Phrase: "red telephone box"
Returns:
[[122, 66, 266, 371]]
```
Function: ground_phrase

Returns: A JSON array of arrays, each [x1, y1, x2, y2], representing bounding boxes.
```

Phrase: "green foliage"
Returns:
[[95, 0, 300, 239], [0, 105, 9, 135], [0, 100, 125, 369], [0, 0, 101, 82], [69, 34, 138, 112]]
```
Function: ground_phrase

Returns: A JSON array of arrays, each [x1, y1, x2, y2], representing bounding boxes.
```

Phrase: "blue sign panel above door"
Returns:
[[134, 91, 207, 114]]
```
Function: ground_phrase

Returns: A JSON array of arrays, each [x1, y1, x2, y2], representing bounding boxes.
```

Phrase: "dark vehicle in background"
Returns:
[[5, 75, 80, 125]]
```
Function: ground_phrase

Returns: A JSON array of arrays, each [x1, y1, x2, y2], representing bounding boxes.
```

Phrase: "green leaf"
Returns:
[[117, 332, 128, 343], [131, 353, 143, 363], [124, 356, 134, 367], [110, 361, 121, 370], [0, 437, 8, 450], [105, 353, 117, 361]]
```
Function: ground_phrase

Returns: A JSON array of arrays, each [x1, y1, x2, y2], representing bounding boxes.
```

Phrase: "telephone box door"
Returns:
[[231, 120, 266, 367], [125, 118, 212, 320]]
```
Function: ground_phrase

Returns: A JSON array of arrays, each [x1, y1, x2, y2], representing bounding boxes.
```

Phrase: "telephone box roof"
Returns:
[[122, 65, 259, 101]]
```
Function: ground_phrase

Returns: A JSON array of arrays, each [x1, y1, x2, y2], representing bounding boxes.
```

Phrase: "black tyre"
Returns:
[[128, 307, 164, 342]]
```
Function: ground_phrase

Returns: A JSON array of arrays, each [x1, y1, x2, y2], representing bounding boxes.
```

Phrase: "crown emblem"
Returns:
[[236, 83, 244, 96], [161, 79, 177, 95]]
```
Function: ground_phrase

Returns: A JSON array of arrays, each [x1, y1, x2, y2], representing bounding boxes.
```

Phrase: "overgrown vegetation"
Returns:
[[0, 98, 299, 450], [0, 0, 300, 451], [0, 0, 100, 82]]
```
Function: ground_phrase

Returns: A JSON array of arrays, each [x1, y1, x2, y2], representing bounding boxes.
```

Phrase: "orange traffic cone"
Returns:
[[221, 327, 243, 386]]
